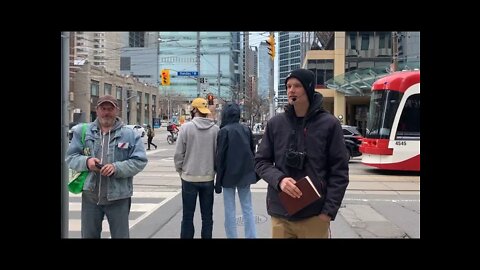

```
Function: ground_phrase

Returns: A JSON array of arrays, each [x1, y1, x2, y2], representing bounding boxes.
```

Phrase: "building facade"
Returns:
[[302, 31, 420, 135], [70, 62, 159, 125], [70, 32, 121, 74], [257, 41, 273, 99], [158, 32, 238, 101], [277, 32, 303, 107]]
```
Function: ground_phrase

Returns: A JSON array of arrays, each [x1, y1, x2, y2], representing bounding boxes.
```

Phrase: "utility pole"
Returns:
[[196, 32, 201, 97], [216, 54, 222, 122], [217, 54, 221, 100], [391, 31, 398, 72], [157, 33, 160, 87], [268, 32, 275, 119], [61, 31, 70, 238]]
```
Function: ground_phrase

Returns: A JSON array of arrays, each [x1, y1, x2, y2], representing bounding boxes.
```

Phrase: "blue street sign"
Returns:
[[177, 71, 198, 77]]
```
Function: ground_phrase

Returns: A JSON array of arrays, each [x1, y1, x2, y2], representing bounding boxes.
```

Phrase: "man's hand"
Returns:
[[99, 164, 115, 177], [318, 213, 331, 222], [87, 158, 101, 171], [280, 177, 302, 198]]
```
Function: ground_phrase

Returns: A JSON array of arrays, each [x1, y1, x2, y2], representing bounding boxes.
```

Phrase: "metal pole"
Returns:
[[196, 32, 201, 97], [391, 31, 398, 72], [61, 31, 70, 238], [217, 54, 221, 99], [157, 33, 160, 87]]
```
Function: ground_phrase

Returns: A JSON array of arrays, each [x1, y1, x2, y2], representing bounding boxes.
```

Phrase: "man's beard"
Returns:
[[99, 116, 116, 127]]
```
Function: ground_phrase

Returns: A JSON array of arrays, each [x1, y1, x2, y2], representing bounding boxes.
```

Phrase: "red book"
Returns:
[[279, 176, 321, 216]]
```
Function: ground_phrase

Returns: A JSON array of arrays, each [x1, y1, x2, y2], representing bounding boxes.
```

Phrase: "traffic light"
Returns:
[[161, 69, 170, 86], [207, 93, 214, 105], [266, 33, 275, 60]]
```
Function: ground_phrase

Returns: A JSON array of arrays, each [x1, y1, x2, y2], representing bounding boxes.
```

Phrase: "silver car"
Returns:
[[125, 124, 145, 137]]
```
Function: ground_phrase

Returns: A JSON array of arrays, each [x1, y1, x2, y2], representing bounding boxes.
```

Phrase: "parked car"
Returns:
[[125, 124, 145, 137], [342, 125, 363, 160]]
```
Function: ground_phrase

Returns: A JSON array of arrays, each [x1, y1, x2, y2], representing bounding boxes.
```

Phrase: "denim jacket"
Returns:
[[66, 119, 148, 200]]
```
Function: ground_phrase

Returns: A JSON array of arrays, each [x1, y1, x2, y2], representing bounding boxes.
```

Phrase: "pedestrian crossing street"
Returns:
[[68, 191, 179, 238]]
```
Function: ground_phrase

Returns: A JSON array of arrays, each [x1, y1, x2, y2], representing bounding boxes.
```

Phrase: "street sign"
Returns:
[[200, 77, 209, 92], [177, 71, 198, 77]]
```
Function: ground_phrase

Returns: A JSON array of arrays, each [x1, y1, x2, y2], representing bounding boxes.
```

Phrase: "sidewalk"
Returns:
[[130, 143, 419, 238], [130, 179, 419, 238]]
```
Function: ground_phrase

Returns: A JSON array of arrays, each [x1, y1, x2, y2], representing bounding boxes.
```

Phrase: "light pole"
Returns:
[[61, 31, 69, 238], [123, 90, 137, 124], [157, 34, 179, 121]]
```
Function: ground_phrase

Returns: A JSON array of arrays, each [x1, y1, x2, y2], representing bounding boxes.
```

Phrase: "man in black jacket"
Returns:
[[255, 68, 349, 238]]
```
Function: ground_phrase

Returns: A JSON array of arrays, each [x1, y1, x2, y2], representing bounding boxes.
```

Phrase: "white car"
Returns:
[[125, 125, 145, 137]]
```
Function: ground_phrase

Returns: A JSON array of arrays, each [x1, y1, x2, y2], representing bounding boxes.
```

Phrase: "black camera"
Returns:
[[95, 162, 104, 169], [285, 150, 307, 170]]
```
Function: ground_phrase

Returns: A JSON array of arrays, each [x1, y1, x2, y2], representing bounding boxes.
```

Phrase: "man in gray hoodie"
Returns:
[[174, 97, 219, 238]]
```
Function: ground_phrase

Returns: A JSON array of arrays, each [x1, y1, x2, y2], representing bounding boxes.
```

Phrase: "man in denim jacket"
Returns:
[[66, 95, 148, 238]]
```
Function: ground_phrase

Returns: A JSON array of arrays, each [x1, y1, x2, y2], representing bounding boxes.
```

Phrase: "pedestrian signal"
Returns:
[[161, 69, 170, 86]]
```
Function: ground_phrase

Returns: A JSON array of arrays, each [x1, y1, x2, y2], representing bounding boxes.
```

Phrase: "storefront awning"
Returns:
[[326, 61, 420, 96]]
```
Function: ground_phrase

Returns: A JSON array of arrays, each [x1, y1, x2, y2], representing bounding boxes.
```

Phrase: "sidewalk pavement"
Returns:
[[130, 179, 419, 238], [131, 141, 419, 238]]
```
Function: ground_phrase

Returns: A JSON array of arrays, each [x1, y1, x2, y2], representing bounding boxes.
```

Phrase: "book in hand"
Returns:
[[279, 176, 321, 216]]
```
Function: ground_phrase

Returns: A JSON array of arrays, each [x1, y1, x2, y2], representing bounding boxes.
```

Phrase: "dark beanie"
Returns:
[[285, 69, 315, 103]]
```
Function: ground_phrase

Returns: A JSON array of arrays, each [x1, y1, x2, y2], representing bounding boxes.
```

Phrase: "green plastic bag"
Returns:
[[68, 123, 88, 194], [68, 171, 89, 194]]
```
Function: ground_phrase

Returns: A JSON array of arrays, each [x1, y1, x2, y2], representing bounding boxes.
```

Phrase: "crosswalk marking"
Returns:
[[68, 191, 179, 238], [69, 202, 159, 212]]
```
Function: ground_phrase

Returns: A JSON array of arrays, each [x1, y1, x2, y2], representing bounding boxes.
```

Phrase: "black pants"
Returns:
[[147, 136, 157, 149]]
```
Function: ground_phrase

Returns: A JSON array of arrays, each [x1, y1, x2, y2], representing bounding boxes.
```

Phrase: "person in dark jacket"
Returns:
[[215, 102, 258, 238], [255, 68, 349, 238], [146, 124, 157, 150]]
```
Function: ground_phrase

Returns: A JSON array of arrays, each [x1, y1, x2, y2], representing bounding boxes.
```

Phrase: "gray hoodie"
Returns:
[[174, 117, 219, 182]]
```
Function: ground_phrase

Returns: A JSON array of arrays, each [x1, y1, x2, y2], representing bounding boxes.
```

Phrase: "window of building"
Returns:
[[129, 32, 145, 47], [116, 86, 122, 100], [104, 83, 112, 95], [379, 33, 386, 49], [91, 80, 99, 97], [120, 57, 131, 71], [361, 33, 369, 50], [349, 33, 357, 49]]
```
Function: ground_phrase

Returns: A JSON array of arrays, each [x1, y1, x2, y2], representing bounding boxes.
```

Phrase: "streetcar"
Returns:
[[359, 70, 420, 171]]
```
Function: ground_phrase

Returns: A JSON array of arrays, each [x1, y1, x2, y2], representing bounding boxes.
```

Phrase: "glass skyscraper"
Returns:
[[159, 32, 239, 100], [277, 32, 302, 107]]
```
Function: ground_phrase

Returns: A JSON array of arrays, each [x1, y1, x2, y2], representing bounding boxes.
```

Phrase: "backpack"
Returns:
[[167, 124, 173, 131]]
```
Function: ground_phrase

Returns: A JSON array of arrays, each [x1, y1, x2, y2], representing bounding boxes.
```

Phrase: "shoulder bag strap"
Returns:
[[81, 123, 87, 146]]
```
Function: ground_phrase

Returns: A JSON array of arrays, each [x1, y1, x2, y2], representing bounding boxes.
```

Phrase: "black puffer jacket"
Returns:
[[255, 93, 349, 221], [215, 102, 258, 193]]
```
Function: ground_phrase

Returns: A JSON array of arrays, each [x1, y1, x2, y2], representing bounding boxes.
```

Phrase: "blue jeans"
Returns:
[[180, 179, 214, 239], [223, 186, 257, 238], [81, 194, 131, 238]]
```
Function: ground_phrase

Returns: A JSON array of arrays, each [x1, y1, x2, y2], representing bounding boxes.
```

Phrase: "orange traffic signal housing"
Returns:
[[161, 69, 170, 86], [207, 94, 214, 105], [266, 34, 275, 60]]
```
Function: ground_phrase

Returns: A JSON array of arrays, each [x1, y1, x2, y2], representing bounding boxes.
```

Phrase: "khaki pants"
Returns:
[[271, 215, 330, 238]]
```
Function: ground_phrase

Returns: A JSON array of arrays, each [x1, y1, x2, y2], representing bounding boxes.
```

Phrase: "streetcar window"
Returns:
[[366, 90, 402, 139], [396, 94, 420, 140]]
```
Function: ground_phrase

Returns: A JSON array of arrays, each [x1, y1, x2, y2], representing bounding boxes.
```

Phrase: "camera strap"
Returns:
[[288, 116, 306, 152]]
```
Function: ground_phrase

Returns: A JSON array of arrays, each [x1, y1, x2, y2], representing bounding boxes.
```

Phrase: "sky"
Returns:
[[249, 32, 279, 92]]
